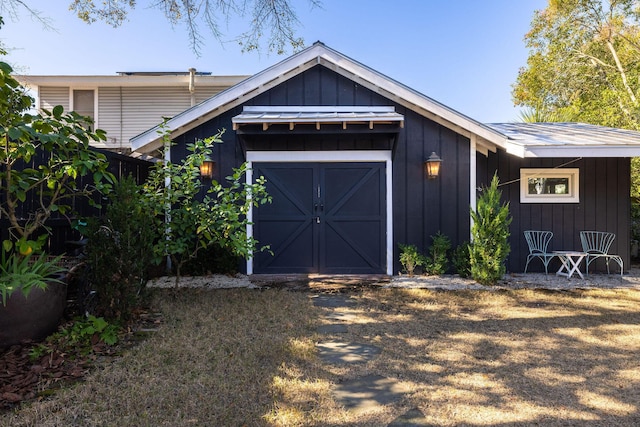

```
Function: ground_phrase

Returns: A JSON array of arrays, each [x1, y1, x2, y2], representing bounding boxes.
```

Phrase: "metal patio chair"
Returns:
[[524, 230, 556, 274], [579, 231, 624, 276]]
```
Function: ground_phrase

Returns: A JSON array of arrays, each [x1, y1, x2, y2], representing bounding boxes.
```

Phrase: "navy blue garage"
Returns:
[[131, 42, 640, 275]]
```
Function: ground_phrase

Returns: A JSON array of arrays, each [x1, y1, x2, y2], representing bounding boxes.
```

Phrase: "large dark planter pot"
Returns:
[[0, 277, 68, 348]]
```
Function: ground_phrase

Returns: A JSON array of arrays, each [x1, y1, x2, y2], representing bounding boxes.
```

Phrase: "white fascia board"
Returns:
[[522, 145, 640, 158], [14, 75, 249, 88], [242, 106, 397, 113], [504, 142, 527, 158]]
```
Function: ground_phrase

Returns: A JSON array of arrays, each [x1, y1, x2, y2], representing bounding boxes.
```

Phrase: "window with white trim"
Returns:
[[72, 89, 95, 129], [520, 168, 579, 203]]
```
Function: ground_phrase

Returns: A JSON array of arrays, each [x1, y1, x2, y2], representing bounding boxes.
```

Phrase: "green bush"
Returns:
[[470, 174, 512, 285], [141, 125, 271, 285], [399, 244, 426, 276], [424, 232, 450, 275], [181, 243, 241, 276], [85, 176, 155, 321], [452, 241, 471, 278]]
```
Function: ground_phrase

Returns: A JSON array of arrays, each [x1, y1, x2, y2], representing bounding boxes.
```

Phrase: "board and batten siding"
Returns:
[[38, 87, 69, 112], [477, 152, 631, 273], [172, 64, 472, 274]]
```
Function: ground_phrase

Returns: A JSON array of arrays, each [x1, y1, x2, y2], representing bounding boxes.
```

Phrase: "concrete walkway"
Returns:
[[311, 294, 431, 425]]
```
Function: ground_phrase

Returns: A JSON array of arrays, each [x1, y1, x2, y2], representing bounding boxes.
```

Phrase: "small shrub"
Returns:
[[85, 176, 155, 321], [452, 241, 471, 277], [30, 315, 119, 360], [399, 244, 426, 276], [425, 232, 451, 275], [470, 174, 512, 285]]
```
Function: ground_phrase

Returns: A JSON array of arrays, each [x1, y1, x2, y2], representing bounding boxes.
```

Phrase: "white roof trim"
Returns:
[[15, 74, 249, 88], [241, 106, 396, 112], [130, 42, 508, 153], [489, 122, 640, 158]]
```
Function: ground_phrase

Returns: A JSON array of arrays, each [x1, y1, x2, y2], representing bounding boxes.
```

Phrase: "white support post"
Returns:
[[164, 138, 172, 273], [246, 162, 254, 275], [470, 135, 477, 241]]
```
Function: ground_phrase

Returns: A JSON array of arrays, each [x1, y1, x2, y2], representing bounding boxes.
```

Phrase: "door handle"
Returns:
[[315, 216, 320, 224]]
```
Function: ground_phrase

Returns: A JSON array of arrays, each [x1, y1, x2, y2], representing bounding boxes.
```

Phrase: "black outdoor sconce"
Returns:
[[425, 151, 442, 179], [200, 159, 215, 179]]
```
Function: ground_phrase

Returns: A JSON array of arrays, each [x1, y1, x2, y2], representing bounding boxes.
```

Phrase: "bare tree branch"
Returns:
[[0, 0, 55, 30], [1, 0, 320, 56]]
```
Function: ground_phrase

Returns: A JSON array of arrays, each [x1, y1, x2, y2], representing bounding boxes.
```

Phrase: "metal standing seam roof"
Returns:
[[232, 106, 404, 130], [488, 122, 640, 157]]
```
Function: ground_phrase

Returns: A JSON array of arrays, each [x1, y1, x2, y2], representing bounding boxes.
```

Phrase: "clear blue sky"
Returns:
[[1, 0, 547, 123]]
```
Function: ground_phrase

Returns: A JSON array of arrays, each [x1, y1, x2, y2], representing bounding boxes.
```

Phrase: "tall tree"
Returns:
[[0, 0, 320, 55], [513, 0, 640, 198], [513, 0, 640, 130]]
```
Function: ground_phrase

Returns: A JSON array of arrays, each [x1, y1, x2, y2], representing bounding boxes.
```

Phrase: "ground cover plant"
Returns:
[[2, 285, 640, 426]]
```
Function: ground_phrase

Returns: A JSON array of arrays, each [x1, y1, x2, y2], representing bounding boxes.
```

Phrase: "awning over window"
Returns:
[[232, 106, 404, 134]]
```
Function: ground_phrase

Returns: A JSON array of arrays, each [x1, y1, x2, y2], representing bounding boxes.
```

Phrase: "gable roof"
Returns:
[[129, 42, 640, 158], [488, 122, 640, 157], [130, 42, 509, 154]]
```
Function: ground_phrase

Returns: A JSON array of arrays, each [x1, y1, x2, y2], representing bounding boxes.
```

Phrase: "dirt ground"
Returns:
[[1, 271, 640, 426]]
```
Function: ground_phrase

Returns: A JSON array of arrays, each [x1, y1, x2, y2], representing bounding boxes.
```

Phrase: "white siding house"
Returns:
[[16, 70, 249, 152]]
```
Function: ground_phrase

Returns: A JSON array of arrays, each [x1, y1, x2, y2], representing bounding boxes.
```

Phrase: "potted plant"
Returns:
[[0, 55, 114, 345], [0, 248, 67, 346]]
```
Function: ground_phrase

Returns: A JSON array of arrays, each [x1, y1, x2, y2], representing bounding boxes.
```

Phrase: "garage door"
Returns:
[[252, 162, 386, 274]]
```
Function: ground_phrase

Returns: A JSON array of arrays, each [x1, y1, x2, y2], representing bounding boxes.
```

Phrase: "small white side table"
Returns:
[[553, 251, 586, 279]]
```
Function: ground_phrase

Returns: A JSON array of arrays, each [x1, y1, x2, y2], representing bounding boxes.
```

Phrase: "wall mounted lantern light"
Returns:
[[200, 158, 215, 179], [425, 152, 442, 179]]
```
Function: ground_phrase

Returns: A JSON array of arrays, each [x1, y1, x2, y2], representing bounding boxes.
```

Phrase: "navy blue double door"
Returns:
[[252, 162, 386, 274]]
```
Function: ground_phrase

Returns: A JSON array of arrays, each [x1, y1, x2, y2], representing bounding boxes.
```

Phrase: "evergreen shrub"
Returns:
[[470, 174, 512, 285]]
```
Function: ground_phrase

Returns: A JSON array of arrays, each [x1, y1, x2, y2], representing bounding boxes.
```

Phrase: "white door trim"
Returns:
[[246, 150, 393, 275]]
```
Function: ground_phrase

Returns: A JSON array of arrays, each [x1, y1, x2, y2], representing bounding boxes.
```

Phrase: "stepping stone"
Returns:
[[324, 311, 358, 322], [388, 408, 433, 426], [333, 374, 410, 413], [317, 324, 348, 334], [317, 340, 381, 364], [311, 294, 357, 308]]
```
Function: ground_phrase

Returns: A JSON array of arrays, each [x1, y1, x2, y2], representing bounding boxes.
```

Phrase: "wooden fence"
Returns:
[[1, 149, 153, 255]]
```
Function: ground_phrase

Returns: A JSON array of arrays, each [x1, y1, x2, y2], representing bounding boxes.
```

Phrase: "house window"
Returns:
[[520, 168, 579, 203], [72, 89, 95, 128]]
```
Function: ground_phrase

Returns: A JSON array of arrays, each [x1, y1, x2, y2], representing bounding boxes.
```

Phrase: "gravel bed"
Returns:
[[147, 268, 640, 291]]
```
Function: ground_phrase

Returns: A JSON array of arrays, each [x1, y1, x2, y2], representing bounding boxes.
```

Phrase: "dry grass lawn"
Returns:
[[2, 286, 640, 426]]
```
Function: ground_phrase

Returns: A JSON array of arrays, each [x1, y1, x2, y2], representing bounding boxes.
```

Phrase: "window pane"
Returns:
[[73, 90, 94, 120], [527, 177, 569, 195], [520, 168, 579, 203]]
